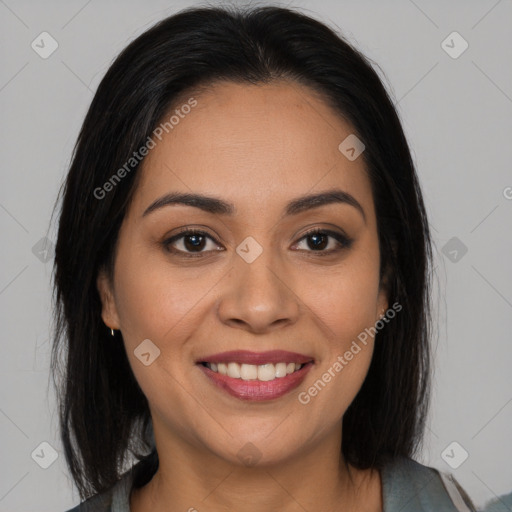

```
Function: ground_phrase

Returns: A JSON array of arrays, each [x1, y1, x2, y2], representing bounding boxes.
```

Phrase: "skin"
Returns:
[[98, 80, 388, 511]]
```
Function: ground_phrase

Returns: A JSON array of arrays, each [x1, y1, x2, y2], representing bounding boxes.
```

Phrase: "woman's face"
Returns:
[[98, 80, 388, 466]]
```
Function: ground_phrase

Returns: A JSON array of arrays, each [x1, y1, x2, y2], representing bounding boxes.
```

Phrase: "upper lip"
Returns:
[[197, 350, 314, 365]]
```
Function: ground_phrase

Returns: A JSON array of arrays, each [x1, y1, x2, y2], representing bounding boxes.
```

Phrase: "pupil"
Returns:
[[185, 234, 205, 251], [309, 233, 327, 250]]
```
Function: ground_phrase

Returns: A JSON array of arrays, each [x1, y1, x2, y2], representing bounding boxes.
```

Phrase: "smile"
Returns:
[[196, 350, 314, 401]]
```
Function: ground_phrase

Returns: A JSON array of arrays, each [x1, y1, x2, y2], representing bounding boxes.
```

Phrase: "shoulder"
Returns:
[[64, 451, 158, 512], [64, 469, 134, 512], [381, 455, 477, 512], [64, 489, 113, 512], [480, 492, 512, 512]]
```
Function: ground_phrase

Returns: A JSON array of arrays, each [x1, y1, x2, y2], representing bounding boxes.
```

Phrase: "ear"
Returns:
[[96, 269, 120, 330], [376, 241, 396, 321]]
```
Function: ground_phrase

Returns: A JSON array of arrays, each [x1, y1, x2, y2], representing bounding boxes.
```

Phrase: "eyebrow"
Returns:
[[142, 188, 366, 223]]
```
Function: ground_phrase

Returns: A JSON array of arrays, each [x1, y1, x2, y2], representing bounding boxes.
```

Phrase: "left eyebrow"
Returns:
[[142, 188, 366, 224], [284, 189, 366, 224]]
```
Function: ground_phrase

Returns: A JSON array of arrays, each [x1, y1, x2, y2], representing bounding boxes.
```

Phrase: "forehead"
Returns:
[[131, 80, 374, 221]]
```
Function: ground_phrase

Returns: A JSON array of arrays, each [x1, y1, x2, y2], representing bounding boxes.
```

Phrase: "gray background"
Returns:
[[1, 0, 511, 510]]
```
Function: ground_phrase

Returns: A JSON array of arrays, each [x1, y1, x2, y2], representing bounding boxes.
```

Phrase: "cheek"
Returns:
[[294, 249, 381, 412], [111, 250, 212, 424], [113, 244, 212, 345], [302, 254, 381, 345]]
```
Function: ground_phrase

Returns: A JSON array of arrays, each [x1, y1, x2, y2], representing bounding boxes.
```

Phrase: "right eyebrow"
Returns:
[[142, 192, 234, 217]]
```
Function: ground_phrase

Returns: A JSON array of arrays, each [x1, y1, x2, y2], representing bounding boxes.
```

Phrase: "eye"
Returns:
[[292, 228, 353, 255], [163, 229, 223, 257], [163, 227, 353, 258]]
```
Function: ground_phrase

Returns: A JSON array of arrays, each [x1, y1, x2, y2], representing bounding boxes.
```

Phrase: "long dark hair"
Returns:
[[51, 3, 433, 500]]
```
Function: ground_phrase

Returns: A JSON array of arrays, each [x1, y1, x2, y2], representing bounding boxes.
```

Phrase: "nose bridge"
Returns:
[[238, 249, 283, 302], [217, 238, 299, 331]]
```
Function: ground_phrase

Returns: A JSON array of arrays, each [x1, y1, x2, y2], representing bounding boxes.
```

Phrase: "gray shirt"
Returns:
[[66, 455, 477, 511]]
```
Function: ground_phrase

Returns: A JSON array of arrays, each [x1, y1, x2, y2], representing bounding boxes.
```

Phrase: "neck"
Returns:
[[130, 421, 382, 512]]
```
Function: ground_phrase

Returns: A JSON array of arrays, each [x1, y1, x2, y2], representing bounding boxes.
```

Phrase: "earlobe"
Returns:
[[96, 270, 120, 330], [377, 273, 390, 322], [377, 293, 388, 322]]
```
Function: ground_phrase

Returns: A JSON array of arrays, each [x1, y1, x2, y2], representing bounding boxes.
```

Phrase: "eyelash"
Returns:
[[162, 227, 353, 258]]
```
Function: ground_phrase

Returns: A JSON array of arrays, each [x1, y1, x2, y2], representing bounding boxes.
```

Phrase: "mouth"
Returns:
[[196, 350, 314, 401]]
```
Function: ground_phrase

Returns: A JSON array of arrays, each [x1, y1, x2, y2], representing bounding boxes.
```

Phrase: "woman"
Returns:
[[52, 4, 477, 511]]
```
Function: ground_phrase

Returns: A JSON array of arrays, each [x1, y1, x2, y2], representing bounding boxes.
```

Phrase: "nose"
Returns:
[[216, 249, 300, 334]]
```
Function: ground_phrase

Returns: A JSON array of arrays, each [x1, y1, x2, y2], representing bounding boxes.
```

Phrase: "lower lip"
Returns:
[[197, 362, 314, 401]]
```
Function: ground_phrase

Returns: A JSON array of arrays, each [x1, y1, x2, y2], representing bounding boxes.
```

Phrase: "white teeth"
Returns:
[[274, 362, 287, 378], [240, 363, 258, 381], [227, 362, 241, 378], [204, 361, 306, 381], [257, 364, 275, 382]]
